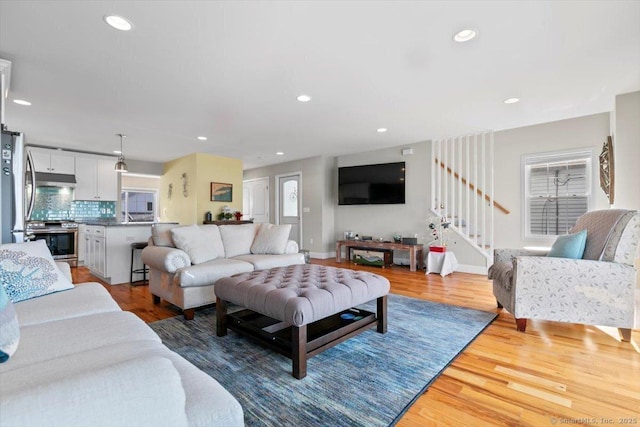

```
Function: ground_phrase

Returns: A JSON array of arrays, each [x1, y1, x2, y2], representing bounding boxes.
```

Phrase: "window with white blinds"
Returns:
[[523, 150, 592, 238]]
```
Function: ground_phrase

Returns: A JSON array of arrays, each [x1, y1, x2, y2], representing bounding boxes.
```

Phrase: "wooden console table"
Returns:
[[336, 240, 424, 272], [203, 220, 254, 225]]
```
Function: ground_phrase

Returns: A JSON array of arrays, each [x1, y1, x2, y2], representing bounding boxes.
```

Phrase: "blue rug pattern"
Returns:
[[150, 294, 496, 427]]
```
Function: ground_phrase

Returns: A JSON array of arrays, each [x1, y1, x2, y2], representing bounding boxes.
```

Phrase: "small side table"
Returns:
[[426, 251, 458, 277]]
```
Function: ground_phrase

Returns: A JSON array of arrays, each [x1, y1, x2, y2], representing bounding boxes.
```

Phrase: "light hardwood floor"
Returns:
[[73, 260, 640, 426]]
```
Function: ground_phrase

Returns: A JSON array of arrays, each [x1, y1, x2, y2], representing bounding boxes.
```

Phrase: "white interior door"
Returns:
[[277, 173, 301, 247], [243, 177, 269, 223]]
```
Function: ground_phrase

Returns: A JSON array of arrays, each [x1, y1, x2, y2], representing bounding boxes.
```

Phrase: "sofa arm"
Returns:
[[493, 248, 548, 264], [0, 356, 188, 427], [513, 256, 636, 327], [142, 245, 191, 274], [285, 240, 299, 254], [55, 261, 73, 283]]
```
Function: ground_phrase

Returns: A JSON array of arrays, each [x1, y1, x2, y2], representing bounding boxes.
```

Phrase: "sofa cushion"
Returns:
[[14, 283, 121, 326], [0, 240, 74, 302], [1, 311, 160, 372], [0, 340, 244, 427], [171, 225, 218, 264], [547, 230, 587, 259], [177, 258, 254, 288], [219, 224, 259, 258], [233, 253, 305, 271], [151, 223, 179, 247], [202, 225, 226, 258], [250, 224, 292, 255], [0, 284, 19, 363], [0, 355, 189, 427]]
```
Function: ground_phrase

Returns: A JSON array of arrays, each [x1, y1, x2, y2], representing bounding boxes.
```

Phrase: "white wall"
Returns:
[[613, 91, 640, 210], [335, 141, 431, 244], [244, 156, 334, 255], [493, 113, 611, 249]]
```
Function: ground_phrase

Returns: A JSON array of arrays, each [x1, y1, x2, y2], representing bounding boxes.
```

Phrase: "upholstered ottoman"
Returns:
[[215, 264, 390, 379]]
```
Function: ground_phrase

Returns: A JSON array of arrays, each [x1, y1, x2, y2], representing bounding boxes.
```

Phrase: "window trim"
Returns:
[[521, 148, 594, 241], [120, 187, 159, 224]]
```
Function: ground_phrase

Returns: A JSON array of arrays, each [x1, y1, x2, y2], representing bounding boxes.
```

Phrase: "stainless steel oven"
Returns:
[[26, 221, 78, 267]]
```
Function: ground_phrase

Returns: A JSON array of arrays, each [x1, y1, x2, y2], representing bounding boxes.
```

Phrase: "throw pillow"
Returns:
[[0, 240, 74, 303], [170, 225, 218, 264], [219, 224, 259, 258], [0, 284, 19, 363], [251, 224, 292, 255], [547, 229, 588, 259]]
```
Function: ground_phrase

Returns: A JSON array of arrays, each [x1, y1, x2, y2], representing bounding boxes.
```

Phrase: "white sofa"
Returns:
[[0, 260, 244, 427], [142, 223, 306, 319]]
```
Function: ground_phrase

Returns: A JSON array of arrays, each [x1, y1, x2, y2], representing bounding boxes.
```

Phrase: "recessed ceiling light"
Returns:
[[296, 95, 311, 102], [13, 99, 31, 106], [276, 152, 284, 156], [113, 150, 122, 154], [453, 29, 477, 43], [377, 128, 388, 133], [197, 136, 208, 141], [504, 98, 520, 104], [104, 15, 133, 31]]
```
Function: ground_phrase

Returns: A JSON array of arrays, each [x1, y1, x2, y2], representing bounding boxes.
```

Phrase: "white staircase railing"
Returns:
[[431, 131, 502, 263]]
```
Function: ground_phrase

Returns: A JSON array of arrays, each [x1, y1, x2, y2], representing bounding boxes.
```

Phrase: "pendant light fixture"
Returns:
[[114, 133, 128, 173]]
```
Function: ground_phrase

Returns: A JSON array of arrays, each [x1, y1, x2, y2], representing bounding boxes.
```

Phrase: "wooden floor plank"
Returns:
[[73, 258, 640, 425]]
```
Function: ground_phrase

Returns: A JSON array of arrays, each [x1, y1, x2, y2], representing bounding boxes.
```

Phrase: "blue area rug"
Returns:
[[150, 294, 496, 427]]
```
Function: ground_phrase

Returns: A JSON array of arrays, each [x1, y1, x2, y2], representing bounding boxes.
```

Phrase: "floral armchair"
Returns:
[[488, 209, 639, 341]]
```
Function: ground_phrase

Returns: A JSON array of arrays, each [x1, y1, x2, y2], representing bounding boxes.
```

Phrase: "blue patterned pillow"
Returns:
[[0, 283, 19, 362], [0, 240, 74, 303], [548, 229, 588, 259]]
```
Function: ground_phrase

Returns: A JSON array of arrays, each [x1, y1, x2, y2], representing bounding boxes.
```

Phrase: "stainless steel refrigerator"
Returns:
[[1, 130, 35, 243]]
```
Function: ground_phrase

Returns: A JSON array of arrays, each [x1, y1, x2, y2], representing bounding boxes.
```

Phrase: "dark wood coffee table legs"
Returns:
[[216, 295, 388, 379], [216, 297, 227, 337]]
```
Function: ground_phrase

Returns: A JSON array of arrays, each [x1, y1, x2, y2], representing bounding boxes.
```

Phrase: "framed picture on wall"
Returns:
[[211, 182, 232, 202]]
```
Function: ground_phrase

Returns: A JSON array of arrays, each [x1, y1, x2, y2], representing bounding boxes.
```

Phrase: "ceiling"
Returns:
[[1, 1, 638, 170]]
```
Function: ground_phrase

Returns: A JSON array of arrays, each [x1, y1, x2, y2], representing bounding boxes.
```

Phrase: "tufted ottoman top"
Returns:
[[215, 264, 390, 327]]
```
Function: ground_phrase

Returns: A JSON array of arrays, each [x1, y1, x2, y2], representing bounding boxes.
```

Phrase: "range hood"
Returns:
[[35, 172, 77, 188]]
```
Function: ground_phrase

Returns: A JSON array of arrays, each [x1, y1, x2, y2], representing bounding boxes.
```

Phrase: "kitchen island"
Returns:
[[78, 222, 172, 285]]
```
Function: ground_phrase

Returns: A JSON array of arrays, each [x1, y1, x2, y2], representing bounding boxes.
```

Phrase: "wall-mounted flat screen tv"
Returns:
[[338, 162, 405, 205]]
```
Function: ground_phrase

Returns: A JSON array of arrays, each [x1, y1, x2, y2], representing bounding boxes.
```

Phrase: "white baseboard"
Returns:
[[456, 264, 488, 275], [309, 251, 335, 260]]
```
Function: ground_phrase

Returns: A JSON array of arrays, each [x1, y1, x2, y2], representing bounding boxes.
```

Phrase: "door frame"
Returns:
[[242, 176, 270, 223], [275, 171, 302, 248]]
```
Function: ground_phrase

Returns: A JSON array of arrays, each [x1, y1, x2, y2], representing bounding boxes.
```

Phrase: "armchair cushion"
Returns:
[[569, 209, 630, 260], [547, 229, 587, 259]]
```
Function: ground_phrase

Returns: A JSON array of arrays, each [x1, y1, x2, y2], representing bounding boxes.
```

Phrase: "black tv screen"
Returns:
[[338, 162, 405, 205]]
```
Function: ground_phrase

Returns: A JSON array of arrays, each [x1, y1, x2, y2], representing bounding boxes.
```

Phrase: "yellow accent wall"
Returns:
[[159, 153, 243, 225]]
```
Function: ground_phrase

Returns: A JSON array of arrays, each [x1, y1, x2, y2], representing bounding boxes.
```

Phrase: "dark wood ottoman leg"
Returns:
[[216, 298, 228, 337], [152, 295, 161, 305], [377, 295, 387, 333], [292, 324, 307, 379], [183, 308, 195, 320]]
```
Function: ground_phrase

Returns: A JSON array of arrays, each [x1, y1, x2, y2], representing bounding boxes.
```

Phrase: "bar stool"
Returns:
[[130, 242, 149, 286]]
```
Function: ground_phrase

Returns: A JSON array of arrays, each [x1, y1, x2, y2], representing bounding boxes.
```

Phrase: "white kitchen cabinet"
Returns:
[[74, 155, 118, 201], [84, 226, 106, 277], [29, 148, 75, 174], [82, 224, 152, 285]]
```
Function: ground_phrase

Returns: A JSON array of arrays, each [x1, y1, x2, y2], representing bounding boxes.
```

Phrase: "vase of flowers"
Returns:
[[427, 215, 450, 249]]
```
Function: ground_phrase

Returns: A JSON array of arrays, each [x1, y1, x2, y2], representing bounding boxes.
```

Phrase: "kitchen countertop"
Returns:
[[78, 221, 177, 227]]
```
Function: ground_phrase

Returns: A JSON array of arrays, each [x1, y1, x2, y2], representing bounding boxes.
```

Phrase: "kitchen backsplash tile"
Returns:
[[72, 200, 116, 220], [31, 187, 116, 220]]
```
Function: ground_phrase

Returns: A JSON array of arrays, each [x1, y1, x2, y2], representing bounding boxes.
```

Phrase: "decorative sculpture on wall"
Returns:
[[599, 136, 615, 205], [181, 173, 188, 198], [168, 183, 173, 199]]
